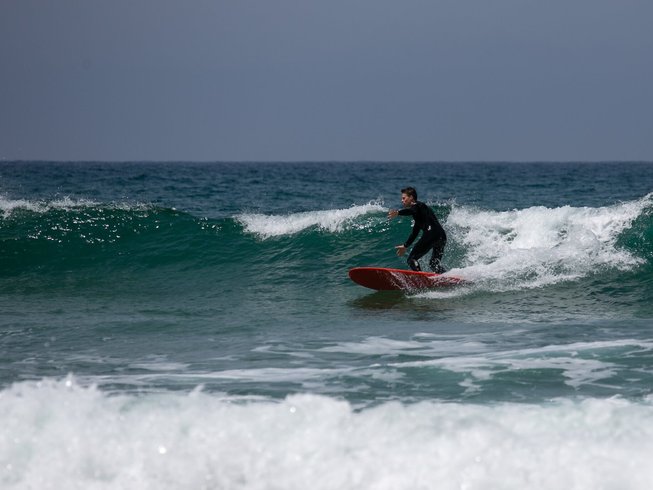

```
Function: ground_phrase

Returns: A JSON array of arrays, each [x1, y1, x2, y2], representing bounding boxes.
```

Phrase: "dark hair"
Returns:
[[401, 187, 417, 200]]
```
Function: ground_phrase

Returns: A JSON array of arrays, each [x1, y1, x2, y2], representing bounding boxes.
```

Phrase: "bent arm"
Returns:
[[404, 223, 420, 247]]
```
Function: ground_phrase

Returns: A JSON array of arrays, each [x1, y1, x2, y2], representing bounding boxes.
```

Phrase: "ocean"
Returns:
[[1, 161, 653, 489]]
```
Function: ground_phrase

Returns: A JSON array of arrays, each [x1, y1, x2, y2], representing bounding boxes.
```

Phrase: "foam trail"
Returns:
[[2, 378, 653, 489], [236, 202, 385, 238]]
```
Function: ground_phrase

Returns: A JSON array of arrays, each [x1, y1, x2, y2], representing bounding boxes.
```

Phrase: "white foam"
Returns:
[[319, 336, 490, 357], [2, 378, 653, 489], [128, 362, 192, 372], [236, 202, 385, 238], [433, 193, 652, 294], [71, 367, 352, 392], [390, 339, 653, 391]]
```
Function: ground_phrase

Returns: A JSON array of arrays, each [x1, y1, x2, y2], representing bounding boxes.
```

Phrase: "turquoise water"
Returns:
[[2, 162, 653, 488]]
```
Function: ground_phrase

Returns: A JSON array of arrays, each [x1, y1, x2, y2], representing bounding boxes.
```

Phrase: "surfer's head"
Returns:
[[401, 187, 417, 207]]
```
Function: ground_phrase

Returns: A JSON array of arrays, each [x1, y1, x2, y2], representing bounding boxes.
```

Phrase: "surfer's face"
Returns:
[[401, 193, 414, 207]]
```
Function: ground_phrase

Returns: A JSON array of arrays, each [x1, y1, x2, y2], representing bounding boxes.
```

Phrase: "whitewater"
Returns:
[[3, 378, 653, 490]]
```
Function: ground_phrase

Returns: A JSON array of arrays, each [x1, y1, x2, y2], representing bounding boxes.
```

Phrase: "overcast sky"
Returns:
[[1, 0, 652, 161]]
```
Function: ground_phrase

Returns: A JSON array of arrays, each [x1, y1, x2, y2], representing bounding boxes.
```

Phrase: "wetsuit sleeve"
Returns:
[[404, 222, 420, 248]]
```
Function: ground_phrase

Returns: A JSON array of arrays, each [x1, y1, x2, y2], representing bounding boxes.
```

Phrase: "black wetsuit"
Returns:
[[399, 201, 447, 273]]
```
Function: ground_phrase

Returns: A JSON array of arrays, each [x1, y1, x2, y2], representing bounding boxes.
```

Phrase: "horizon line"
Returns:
[[2, 159, 653, 165]]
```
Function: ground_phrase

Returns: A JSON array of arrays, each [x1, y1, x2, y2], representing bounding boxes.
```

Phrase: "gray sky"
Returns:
[[1, 0, 652, 161]]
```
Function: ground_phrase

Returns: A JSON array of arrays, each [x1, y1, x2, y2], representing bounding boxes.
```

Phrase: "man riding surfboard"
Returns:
[[388, 187, 447, 273]]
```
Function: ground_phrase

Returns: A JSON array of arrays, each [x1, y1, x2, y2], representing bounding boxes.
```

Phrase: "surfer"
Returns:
[[388, 187, 447, 273]]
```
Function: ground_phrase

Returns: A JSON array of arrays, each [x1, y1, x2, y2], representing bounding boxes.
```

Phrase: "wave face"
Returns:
[[0, 197, 211, 274]]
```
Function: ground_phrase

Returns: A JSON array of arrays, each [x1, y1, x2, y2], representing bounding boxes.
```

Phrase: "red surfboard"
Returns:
[[349, 267, 467, 291]]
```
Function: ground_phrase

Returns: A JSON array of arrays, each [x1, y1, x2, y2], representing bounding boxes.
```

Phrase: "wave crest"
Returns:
[[236, 202, 385, 238], [0, 195, 151, 218]]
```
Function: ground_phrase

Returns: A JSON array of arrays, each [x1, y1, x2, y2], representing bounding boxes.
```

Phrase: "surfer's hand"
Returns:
[[388, 209, 399, 219], [395, 245, 406, 256]]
